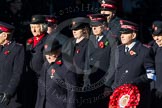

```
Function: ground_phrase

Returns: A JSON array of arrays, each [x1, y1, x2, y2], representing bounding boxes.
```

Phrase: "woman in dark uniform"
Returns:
[[61, 17, 90, 108], [35, 38, 76, 108]]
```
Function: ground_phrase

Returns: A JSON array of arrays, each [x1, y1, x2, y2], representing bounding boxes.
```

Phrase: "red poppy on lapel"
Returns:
[[129, 50, 136, 56], [4, 50, 10, 55], [56, 60, 62, 65], [76, 49, 80, 54], [98, 40, 109, 48], [98, 41, 104, 48], [27, 38, 33, 45]]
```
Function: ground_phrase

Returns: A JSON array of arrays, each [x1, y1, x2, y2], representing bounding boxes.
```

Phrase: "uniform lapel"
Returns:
[[118, 42, 139, 68], [71, 39, 75, 56], [33, 37, 45, 49], [88, 35, 97, 56], [0, 42, 15, 62]]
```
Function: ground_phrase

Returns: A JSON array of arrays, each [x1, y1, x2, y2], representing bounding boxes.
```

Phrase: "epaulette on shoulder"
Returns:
[[117, 44, 123, 48], [143, 44, 151, 48], [16, 43, 23, 46]]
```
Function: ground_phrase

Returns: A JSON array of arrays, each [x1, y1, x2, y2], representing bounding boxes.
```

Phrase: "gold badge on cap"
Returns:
[[32, 17, 36, 21], [72, 21, 76, 26], [154, 27, 158, 31], [102, 0, 105, 4]]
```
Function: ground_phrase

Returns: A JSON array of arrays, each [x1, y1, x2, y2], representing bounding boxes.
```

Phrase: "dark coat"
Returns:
[[81, 33, 115, 108], [23, 33, 48, 108], [107, 17, 121, 39], [85, 32, 117, 86], [35, 57, 76, 108], [62, 38, 89, 86], [26, 34, 48, 74], [112, 41, 155, 108], [62, 38, 89, 108], [0, 41, 24, 108], [150, 43, 162, 108]]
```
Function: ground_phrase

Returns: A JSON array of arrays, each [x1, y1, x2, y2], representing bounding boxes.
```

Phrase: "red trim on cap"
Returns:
[[121, 25, 138, 31], [91, 17, 105, 21], [0, 26, 10, 32], [46, 18, 57, 23], [101, 3, 116, 9], [120, 20, 137, 26]]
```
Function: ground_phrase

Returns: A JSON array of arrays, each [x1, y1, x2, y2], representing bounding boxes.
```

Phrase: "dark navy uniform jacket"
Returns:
[[26, 33, 48, 74], [154, 45, 162, 92], [62, 38, 89, 86], [85, 31, 117, 86], [0, 41, 24, 107], [62, 38, 88, 70], [107, 17, 121, 39], [81, 32, 117, 108], [112, 41, 155, 108], [150, 42, 162, 108], [24, 33, 48, 108], [35, 57, 76, 108]]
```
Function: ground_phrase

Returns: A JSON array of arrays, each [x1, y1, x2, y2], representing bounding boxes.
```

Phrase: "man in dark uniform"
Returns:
[[35, 38, 76, 108], [24, 15, 48, 108], [112, 20, 155, 108], [150, 20, 162, 108], [100, 0, 121, 42], [45, 15, 68, 45], [0, 21, 24, 108], [83, 14, 116, 108]]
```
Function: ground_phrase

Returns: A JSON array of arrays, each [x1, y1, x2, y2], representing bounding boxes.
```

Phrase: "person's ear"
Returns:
[[2, 32, 8, 40], [132, 32, 137, 39]]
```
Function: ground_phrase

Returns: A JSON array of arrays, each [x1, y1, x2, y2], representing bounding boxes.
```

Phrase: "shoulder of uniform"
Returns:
[[117, 44, 123, 48], [15, 42, 23, 46], [142, 44, 151, 48], [114, 16, 121, 22]]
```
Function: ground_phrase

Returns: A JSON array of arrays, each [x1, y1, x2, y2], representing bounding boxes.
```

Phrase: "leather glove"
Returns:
[[104, 86, 113, 97], [155, 90, 162, 99], [0, 93, 11, 105]]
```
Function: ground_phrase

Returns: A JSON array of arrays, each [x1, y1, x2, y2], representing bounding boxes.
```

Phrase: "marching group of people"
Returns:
[[0, 0, 162, 108]]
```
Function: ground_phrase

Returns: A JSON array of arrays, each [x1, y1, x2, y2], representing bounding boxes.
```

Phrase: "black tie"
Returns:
[[125, 47, 129, 55], [96, 36, 100, 43]]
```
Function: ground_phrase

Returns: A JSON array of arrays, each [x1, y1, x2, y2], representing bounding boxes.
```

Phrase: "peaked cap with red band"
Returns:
[[100, 0, 117, 11], [0, 21, 15, 33], [152, 21, 162, 35], [45, 15, 58, 27], [89, 14, 107, 26], [70, 17, 89, 30], [120, 20, 138, 34], [44, 37, 62, 55]]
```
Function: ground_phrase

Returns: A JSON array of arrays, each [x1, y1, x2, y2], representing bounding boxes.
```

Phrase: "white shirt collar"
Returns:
[[125, 41, 136, 52], [96, 35, 104, 42]]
